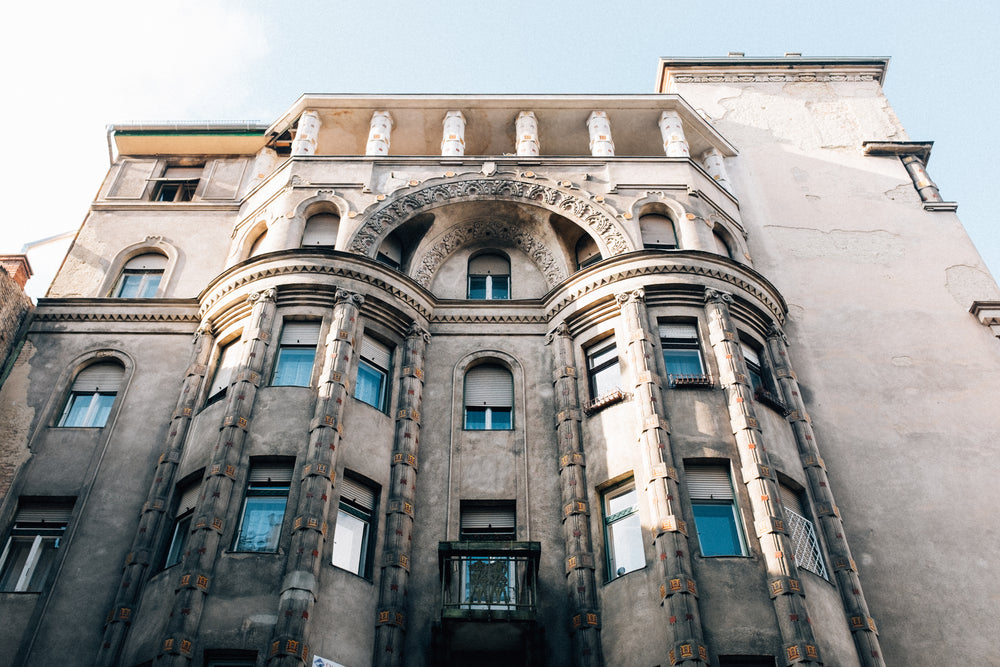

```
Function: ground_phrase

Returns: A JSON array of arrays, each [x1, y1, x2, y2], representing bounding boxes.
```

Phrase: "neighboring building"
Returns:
[[0, 56, 998, 667], [0, 253, 33, 497]]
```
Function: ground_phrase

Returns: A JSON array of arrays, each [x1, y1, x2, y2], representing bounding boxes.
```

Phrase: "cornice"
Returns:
[[90, 201, 242, 212], [970, 300, 1000, 338], [657, 57, 889, 91], [31, 298, 200, 324]]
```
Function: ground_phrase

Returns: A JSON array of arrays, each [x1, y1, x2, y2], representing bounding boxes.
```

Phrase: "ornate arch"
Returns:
[[347, 176, 636, 262]]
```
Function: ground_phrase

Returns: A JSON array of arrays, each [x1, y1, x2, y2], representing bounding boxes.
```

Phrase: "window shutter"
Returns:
[[15, 501, 74, 524], [741, 343, 760, 368], [177, 483, 202, 515], [465, 365, 513, 407], [461, 505, 515, 530], [339, 476, 376, 511], [780, 484, 805, 516], [469, 253, 510, 275], [209, 341, 242, 396], [659, 323, 698, 340], [280, 322, 321, 346], [162, 166, 203, 180], [71, 363, 124, 393], [686, 466, 735, 500], [248, 461, 294, 484], [640, 214, 677, 247], [123, 253, 167, 270], [302, 214, 339, 246], [360, 336, 391, 370]]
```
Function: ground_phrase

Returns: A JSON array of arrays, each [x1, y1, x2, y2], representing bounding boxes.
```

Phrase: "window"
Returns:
[[467, 253, 510, 300], [586, 341, 621, 399], [164, 480, 201, 568], [355, 336, 392, 411], [660, 323, 708, 386], [687, 464, 747, 557], [233, 461, 292, 552], [575, 234, 602, 270], [248, 231, 268, 257], [602, 481, 644, 579], [0, 499, 73, 592], [741, 342, 765, 393], [741, 341, 785, 411], [112, 253, 166, 297], [151, 164, 202, 202], [332, 474, 378, 577], [57, 362, 124, 427], [640, 213, 678, 250], [464, 364, 513, 430], [376, 234, 402, 270], [272, 322, 320, 387], [302, 213, 340, 247], [780, 483, 828, 578], [460, 501, 515, 540], [207, 340, 241, 403], [712, 228, 734, 259]]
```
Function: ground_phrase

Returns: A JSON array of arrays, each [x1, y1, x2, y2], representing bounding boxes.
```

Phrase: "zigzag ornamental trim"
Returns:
[[412, 219, 565, 289], [429, 313, 549, 324], [32, 311, 199, 323], [348, 177, 632, 260]]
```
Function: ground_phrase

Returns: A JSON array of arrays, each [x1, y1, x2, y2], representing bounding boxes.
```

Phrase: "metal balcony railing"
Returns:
[[667, 373, 714, 388], [785, 509, 828, 579], [439, 541, 540, 621]]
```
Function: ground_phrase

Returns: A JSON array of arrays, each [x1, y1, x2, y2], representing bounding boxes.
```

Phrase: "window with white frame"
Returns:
[[354, 336, 392, 411], [602, 480, 644, 579], [463, 364, 513, 430], [660, 322, 707, 385], [272, 322, 320, 387], [586, 341, 621, 399], [301, 213, 339, 247], [164, 479, 201, 568], [207, 340, 242, 403], [111, 253, 166, 298], [150, 164, 203, 202], [332, 474, 378, 577], [0, 499, 74, 592], [686, 464, 747, 557], [640, 213, 678, 250], [232, 461, 292, 552], [57, 362, 124, 427], [779, 482, 828, 578], [467, 252, 510, 300]]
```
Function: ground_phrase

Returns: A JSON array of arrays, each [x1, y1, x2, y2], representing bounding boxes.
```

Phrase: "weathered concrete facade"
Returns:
[[0, 56, 997, 667]]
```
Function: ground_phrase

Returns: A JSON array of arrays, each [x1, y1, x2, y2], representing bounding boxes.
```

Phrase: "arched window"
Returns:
[[464, 364, 513, 430], [376, 234, 402, 270], [111, 253, 166, 297], [58, 361, 124, 427], [302, 213, 339, 247], [640, 213, 677, 250], [467, 252, 510, 300], [576, 234, 601, 270], [712, 229, 734, 259], [249, 231, 268, 258]]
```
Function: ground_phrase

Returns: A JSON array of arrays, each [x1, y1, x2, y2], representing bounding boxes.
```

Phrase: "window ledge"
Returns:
[[754, 387, 789, 415], [667, 373, 714, 389], [584, 388, 631, 415]]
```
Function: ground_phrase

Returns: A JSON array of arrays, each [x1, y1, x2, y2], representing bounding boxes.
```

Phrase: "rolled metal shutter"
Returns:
[[461, 505, 515, 531], [779, 484, 805, 516], [640, 213, 677, 247], [659, 323, 698, 340], [248, 461, 294, 484], [280, 322, 321, 346], [469, 253, 509, 275], [123, 253, 167, 270], [360, 336, 391, 370], [208, 341, 241, 396], [686, 465, 735, 500], [15, 501, 74, 524], [741, 342, 760, 368], [71, 362, 124, 393], [465, 364, 513, 407], [177, 483, 202, 515], [339, 476, 376, 511], [302, 214, 339, 246]]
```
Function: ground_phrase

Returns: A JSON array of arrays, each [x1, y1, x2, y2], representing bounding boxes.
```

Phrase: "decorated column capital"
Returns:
[[545, 321, 571, 345], [334, 289, 365, 306], [615, 288, 645, 306], [405, 322, 431, 344], [766, 322, 788, 345], [247, 287, 277, 304], [704, 287, 733, 304]]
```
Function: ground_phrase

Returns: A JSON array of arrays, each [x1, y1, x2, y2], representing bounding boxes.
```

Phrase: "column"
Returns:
[[440, 111, 466, 156], [515, 111, 540, 156], [267, 289, 365, 666], [366, 111, 393, 156], [373, 323, 430, 666], [617, 289, 710, 667], [701, 148, 733, 194], [291, 110, 321, 156], [96, 324, 214, 666], [766, 325, 886, 667], [546, 322, 604, 667], [703, 289, 822, 666], [900, 155, 943, 202], [154, 288, 278, 666], [658, 111, 690, 157], [248, 146, 279, 190], [586, 111, 615, 157]]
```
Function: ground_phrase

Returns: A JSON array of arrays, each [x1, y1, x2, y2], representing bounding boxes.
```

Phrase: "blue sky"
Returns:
[[3, 0, 997, 287]]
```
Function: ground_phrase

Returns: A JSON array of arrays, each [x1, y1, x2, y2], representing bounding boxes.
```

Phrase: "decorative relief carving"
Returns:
[[704, 287, 733, 304], [412, 220, 565, 289], [405, 322, 431, 343], [545, 321, 571, 344], [247, 287, 277, 304], [335, 289, 365, 306], [616, 288, 645, 306], [767, 322, 787, 344], [672, 72, 879, 84]]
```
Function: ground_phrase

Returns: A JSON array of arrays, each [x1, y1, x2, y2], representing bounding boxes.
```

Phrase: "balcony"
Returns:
[[667, 373, 714, 388]]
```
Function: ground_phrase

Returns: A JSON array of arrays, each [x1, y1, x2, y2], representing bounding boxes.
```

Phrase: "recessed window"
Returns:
[[640, 213, 678, 250], [460, 501, 516, 540], [150, 164, 202, 202], [586, 341, 621, 399], [207, 340, 242, 403], [712, 228, 735, 259], [376, 234, 402, 270], [741, 342, 765, 393], [575, 234, 602, 270], [464, 364, 513, 430], [687, 464, 747, 557], [164, 480, 201, 568], [332, 474, 378, 577], [272, 322, 320, 387], [0, 499, 74, 592], [467, 253, 510, 300], [660, 322, 710, 387], [58, 362, 124, 427], [112, 253, 166, 298], [602, 481, 644, 579], [233, 461, 293, 552], [248, 231, 268, 257], [355, 336, 392, 411], [779, 482, 828, 578], [302, 212, 340, 247]]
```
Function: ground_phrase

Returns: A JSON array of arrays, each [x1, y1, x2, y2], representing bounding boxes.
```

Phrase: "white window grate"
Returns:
[[785, 509, 828, 579]]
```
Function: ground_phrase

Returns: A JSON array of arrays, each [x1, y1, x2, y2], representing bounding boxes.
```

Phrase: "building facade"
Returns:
[[1, 56, 998, 667]]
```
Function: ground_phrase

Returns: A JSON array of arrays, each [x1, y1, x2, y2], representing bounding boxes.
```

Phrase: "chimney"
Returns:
[[0, 254, 33, 290]]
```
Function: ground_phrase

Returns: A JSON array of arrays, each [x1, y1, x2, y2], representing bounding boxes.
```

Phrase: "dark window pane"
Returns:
[[663, 349, 704, 375], [465, 407, 487, 430], [490, 407, 512, 430], [468, 275, 488, 299], [692, 503, 744, 556]]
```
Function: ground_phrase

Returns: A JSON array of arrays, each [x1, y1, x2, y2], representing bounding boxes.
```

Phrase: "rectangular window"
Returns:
[[207, 340, 241, 402], [660, 323, 708, 386], [150, 164, 202, 202], [741, 342, 764, 393], [468, 274, 510, 300], [164, 480, 201, 568], [354, 336, 391, 411], [332, 474, 378, 577], [780, 483, 828, 578], [460, 501, 515, 540], [0, 499, 74, 592], [233, 461, 292, 552], [602, 481, 644, 579], [464, 364, 514, 430], [687, 464, 747, 557], [272, 322, 320, 387], [113, 270, 162, 298], [586, 341, 621, 399]]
